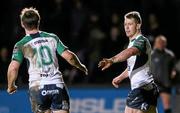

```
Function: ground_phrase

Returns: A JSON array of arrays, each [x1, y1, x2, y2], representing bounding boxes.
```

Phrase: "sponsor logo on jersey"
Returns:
[[40, 72, 55, 77], [34, 39, 48, 45], [40, 73, 49, 77]]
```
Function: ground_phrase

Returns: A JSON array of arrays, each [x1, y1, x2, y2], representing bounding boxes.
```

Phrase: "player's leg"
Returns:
[[126, 83, 159, 113], [37, 84, 53, 113], [144, 83, 159, 113], [160, 92, 171, 113], [30, 85, 52, 113], [44, 109, 51, 113], [29, 86, 42, 113], [145, 105, 158, 113], [125, 105, 143, 113], [125, 105, 157, 113], [51, 84, 70, 113], [30, 98, 51, 113], [158, 85, 171, 113], [125, 89, 146, 113]]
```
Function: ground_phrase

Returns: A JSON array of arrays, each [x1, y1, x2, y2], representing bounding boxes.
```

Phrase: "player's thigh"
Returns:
[[44, 109, 51, 113], [145, 105, 158, 113], [125, 105, 157, 113], [125, 106, 144, 113], [53, 110, 69, 113], [29, 86, 40, 113], [51, 84, 70, 111]]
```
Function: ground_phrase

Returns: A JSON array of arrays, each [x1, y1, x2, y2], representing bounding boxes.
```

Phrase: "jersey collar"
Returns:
[[130, 34, 142, 42], [26, 31, 42, 36]]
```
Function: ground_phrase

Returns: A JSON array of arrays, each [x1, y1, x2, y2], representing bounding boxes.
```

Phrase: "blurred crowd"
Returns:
[[0, 0, 180, 88]]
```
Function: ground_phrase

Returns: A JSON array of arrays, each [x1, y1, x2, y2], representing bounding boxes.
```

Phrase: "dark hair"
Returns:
[[20, 7, 40, 30], [124, 11, 142, 24]]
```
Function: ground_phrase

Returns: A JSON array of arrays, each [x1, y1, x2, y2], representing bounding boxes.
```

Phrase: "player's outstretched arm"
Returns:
[[110, 47, 140, 63], [61, 50, 88, 75], [98, 47, 139, 71], [7, 60, 20, 94]]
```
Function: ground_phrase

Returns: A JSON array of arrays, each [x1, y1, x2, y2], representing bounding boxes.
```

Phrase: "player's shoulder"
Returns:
[[136, 35, 151, 45], [15, 35, 32, 47], [133, 35, 146, 44], [164, 48, 175, 57], [39, 31, 61, 42], [136, 35, 148, 41], [40, 31, 58, 38]]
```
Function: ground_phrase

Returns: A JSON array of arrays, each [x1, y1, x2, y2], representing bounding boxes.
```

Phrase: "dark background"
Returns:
[[0, 0, 180, 87]]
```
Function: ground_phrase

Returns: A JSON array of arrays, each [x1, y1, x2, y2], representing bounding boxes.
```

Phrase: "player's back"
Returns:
[[15, 31, 66, 86]]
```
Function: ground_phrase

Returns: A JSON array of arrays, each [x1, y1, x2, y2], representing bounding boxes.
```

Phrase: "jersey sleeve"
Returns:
[[56, 38, 68, 55], [12, 43, 24, 64], [132, 37, 146, 53]]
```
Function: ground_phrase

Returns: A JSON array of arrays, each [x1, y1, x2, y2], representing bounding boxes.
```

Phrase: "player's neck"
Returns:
[[129, 31, 141, 40], [25, 29, 39, 35]]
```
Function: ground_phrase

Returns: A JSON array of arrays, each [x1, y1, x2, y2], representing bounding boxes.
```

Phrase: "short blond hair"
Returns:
[[20, 7, 40, 30], [124, 11, 142, 24]]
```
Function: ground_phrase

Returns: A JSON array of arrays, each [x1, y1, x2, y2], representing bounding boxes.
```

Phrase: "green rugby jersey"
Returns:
[[127, 34, 154, 89], [12, 31, 67, 87]]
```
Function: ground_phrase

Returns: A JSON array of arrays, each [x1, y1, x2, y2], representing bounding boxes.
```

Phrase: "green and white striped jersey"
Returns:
[[127, 34, 154, 89], [12, 31, 67, 87]]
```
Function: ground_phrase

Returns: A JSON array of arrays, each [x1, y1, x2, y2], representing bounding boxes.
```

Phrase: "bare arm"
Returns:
[[112, 68, 128, 88], [98, 47, 140, 71], [61, 50, 88, 75], [111, 47, 140, 63], [7, 60, 20, 94]]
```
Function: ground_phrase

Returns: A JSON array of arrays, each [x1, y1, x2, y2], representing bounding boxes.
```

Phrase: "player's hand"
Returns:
[[7, 85, 17, 94], [98, 58, 113, 71], [112, 76, 122, 88], [79, 64, 88, 75]]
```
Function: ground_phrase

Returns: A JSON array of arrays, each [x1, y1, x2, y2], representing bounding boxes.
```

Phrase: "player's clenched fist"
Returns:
[[112, 76, 122, 88], [7, 85, 17, 94]]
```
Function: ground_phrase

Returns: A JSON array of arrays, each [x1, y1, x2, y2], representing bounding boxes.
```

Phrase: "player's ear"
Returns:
[[21, 21, 25, 28], [136, 23, 141, 30]]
